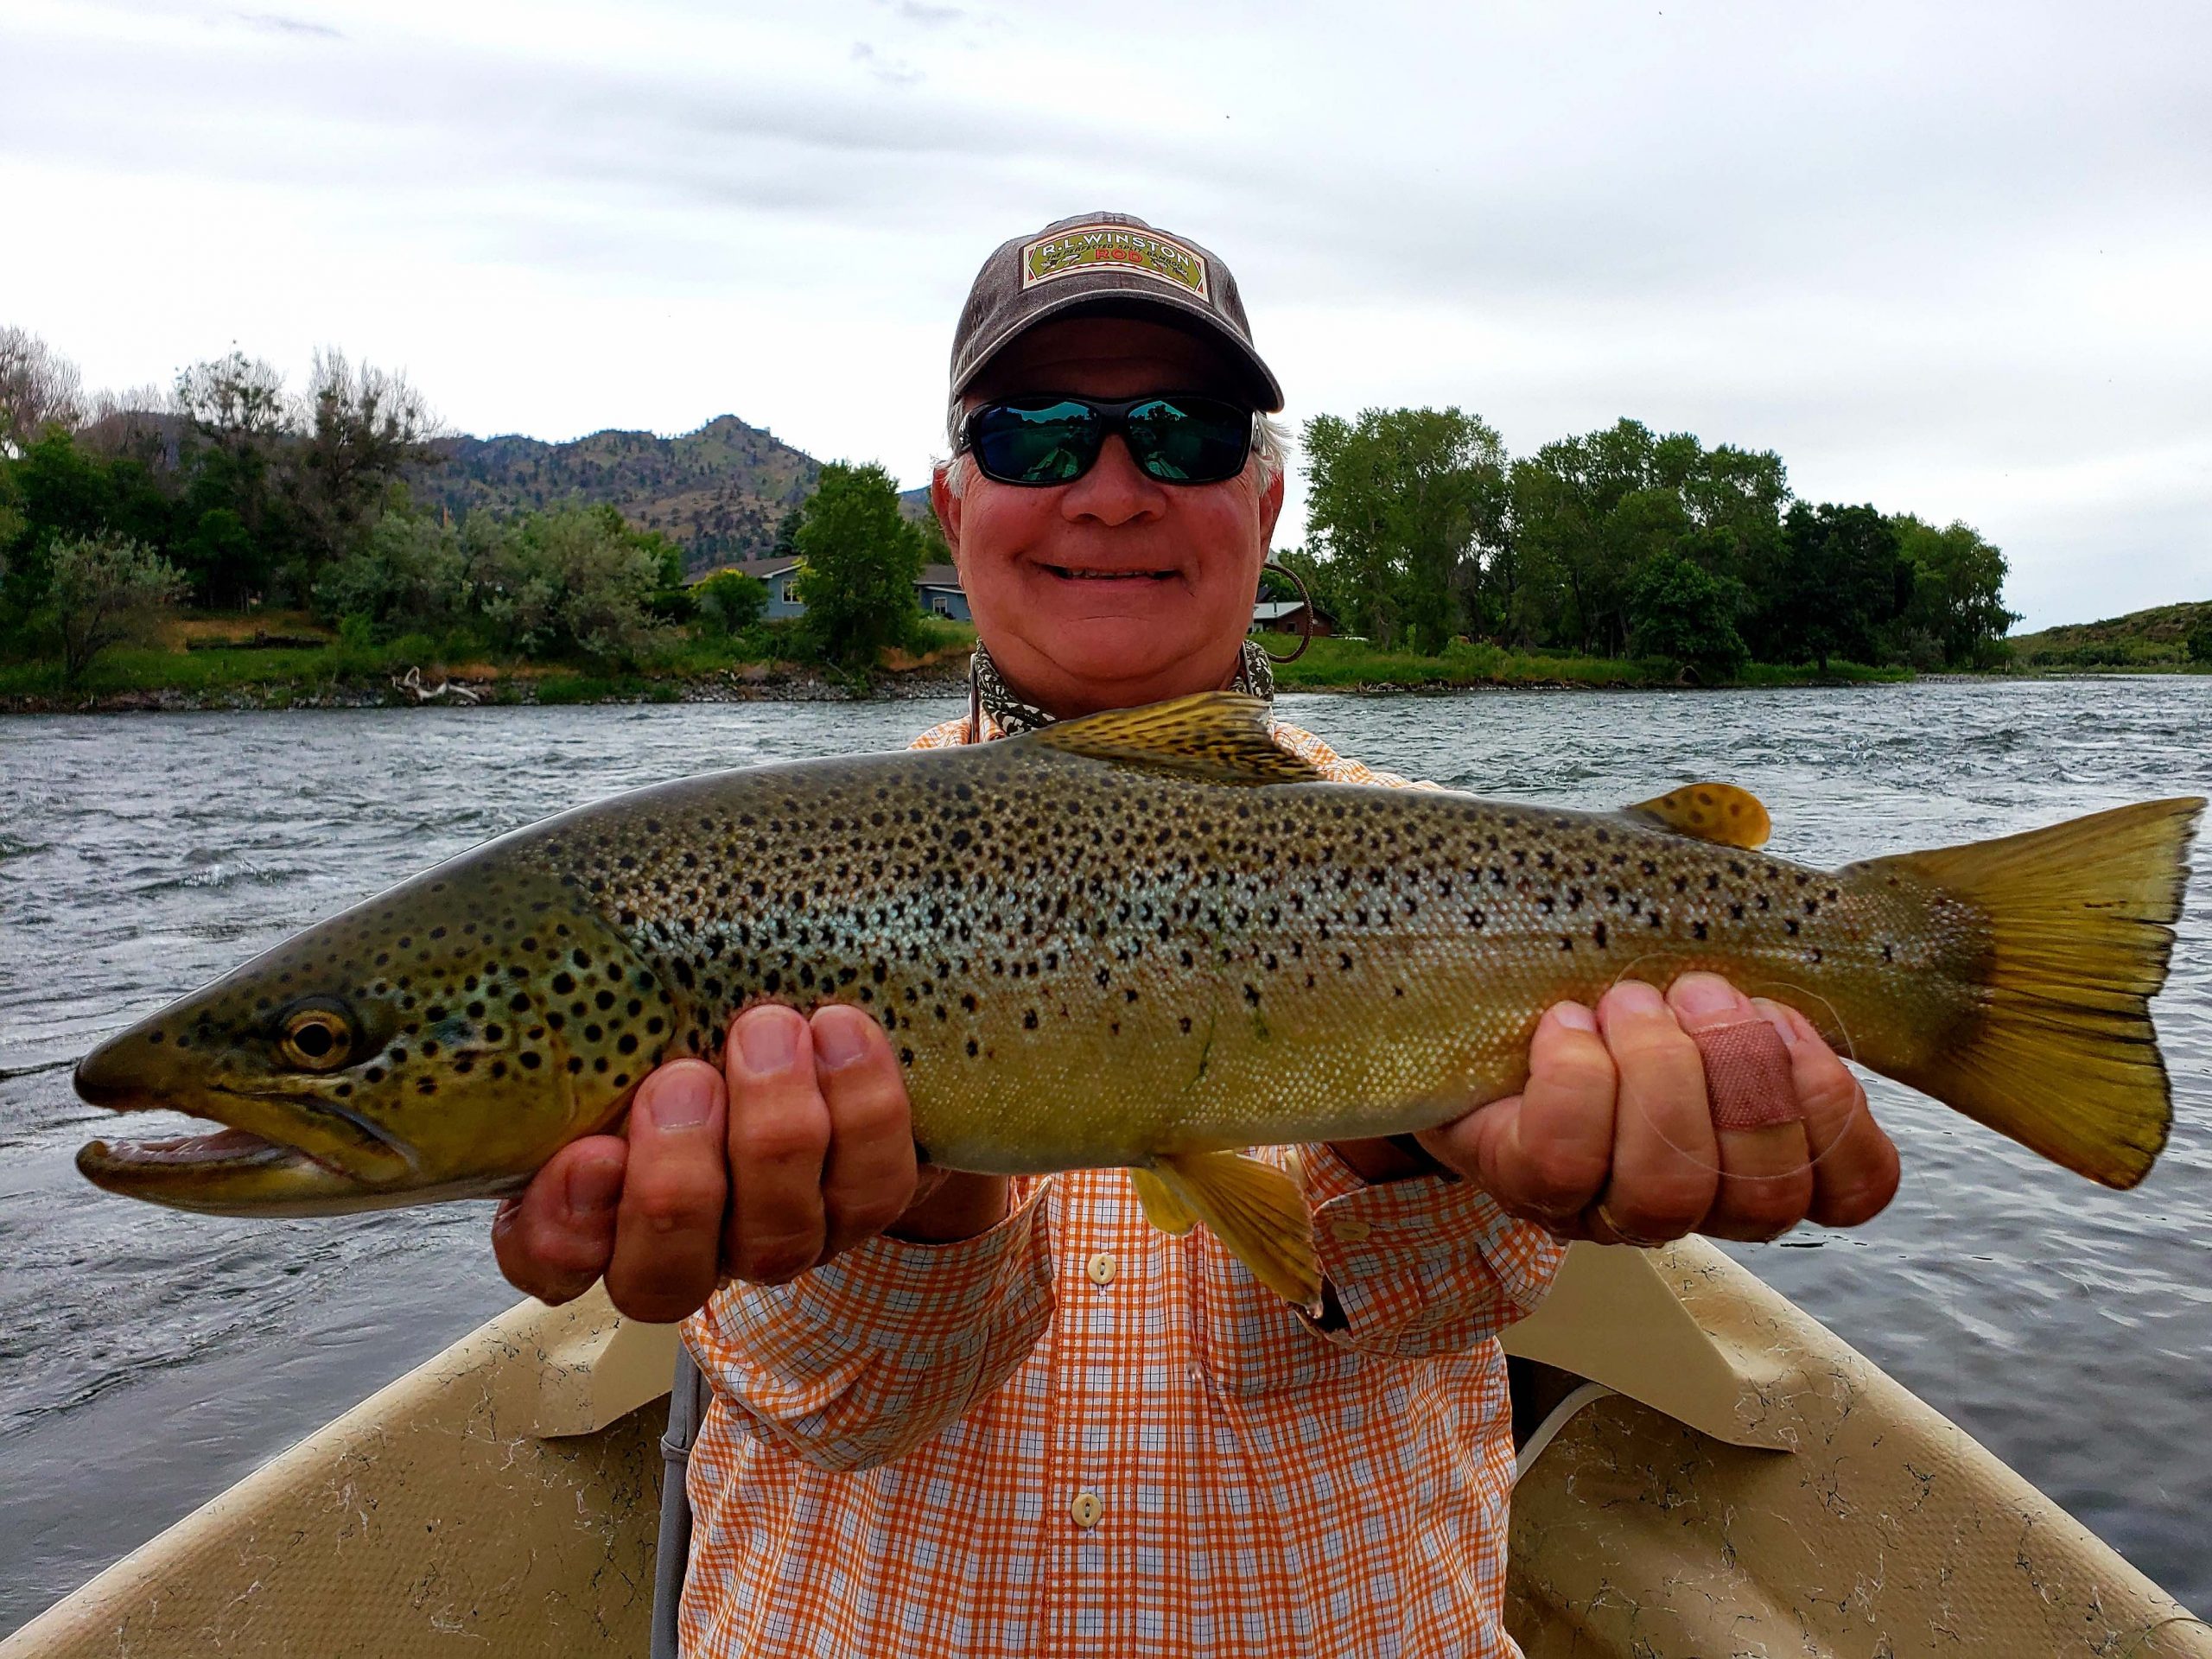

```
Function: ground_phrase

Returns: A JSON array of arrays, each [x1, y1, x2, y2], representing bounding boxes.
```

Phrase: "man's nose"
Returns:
[[1060, 434, 1166, 525]]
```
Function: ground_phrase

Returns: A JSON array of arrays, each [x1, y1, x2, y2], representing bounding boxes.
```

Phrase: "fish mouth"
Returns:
[[73, 1056, 416, 1195]]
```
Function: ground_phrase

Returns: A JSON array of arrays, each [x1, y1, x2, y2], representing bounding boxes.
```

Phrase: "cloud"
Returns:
[[849, 40, 922, 90], [231, 11, 343, 38], [874, 0, 962, 23]]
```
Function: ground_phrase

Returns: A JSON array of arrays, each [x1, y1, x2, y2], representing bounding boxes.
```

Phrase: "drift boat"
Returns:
[[3, 1240, 2204, 1657]]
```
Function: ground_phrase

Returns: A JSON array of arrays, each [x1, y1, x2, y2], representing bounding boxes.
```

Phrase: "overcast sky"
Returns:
[[3, 0, 2206, 628]]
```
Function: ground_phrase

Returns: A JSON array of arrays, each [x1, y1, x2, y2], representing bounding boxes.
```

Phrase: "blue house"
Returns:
[[688, 558, 971, 624]]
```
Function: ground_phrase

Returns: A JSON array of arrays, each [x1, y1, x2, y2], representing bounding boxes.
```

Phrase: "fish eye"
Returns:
[[277, 1000, 355, 1071]]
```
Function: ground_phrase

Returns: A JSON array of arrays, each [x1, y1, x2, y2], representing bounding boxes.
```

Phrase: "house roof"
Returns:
[[686, 556, 799, 586]]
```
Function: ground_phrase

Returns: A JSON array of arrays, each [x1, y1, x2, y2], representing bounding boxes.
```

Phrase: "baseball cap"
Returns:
[[949, 211, 1283, 412]]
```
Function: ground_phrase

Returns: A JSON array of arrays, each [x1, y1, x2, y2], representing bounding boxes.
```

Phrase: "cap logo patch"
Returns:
[[1020, 224, 1210, 298]]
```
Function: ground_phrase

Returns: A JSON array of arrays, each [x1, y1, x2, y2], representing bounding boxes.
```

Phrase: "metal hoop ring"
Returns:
[[1257, 560, 1316, 664]]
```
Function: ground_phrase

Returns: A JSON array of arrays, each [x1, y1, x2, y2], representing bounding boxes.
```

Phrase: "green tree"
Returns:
[[287, 349, 442, 571], [474, 505, 666, 662], [314, 510, 472, 636], [0, 430, 181, 629], [0, 327, 86, 455], [1624, 551, 1748, 679], [1752, 503, 1907, 670], [693, 569, 767, 635], [2185, 609, 2212, 666], [1891, 514, 2018, 668], [42, 534, 188, 683], [175, 351, 296, 604], [791, 461, 924, 671], [1302, 407, 1506, 652]]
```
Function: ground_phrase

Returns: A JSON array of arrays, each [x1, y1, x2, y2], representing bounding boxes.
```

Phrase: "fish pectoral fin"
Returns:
[[1031, 693, 1324, 786], [1128, 1167, 1198, 1235], [1619, 783, 1772, 849], [1152, 1150, 1321, 1313]]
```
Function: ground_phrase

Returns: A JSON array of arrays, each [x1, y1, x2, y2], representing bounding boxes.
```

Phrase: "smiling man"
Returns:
[[493, 212, 1900, 1657]]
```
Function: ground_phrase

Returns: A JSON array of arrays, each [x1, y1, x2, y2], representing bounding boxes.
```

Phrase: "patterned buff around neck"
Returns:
[[967, 639, 1277, 738]]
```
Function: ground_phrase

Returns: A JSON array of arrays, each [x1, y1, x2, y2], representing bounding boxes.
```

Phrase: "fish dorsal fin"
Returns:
[[1031, 692, 1324, 785], [1620, 783, 1772, 849]]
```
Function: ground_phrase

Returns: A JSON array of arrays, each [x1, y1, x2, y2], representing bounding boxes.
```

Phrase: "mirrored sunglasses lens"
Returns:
[[1127, 398, 1251, 483], [971, 401, 1098, 484]]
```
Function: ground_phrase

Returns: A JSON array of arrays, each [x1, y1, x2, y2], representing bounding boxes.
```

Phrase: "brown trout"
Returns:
[[73, 695, 2202, 1305]]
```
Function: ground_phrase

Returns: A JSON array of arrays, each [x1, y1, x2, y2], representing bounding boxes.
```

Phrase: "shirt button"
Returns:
[[1329, 1219, 1373, 1243], [1070, 1491, 1103, 1529], [1086, 1251, 1118, 1286]]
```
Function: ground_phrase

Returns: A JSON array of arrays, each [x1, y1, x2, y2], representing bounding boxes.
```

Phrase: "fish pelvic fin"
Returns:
[[1031, 693, 1324, 785], [1149, 1150, 1321, 1312], [1128, 1167, 1198, 1235], [1868, 795, 2204, 1189], [1619, 783, 1772, 849]]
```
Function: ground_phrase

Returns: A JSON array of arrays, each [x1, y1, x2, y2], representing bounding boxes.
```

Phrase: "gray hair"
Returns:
[[939, 402, 1293, 499]]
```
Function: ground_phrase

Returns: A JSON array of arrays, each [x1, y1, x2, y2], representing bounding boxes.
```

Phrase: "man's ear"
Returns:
[[931, 462, 963, 564], [1257, 467, 1285, 544]]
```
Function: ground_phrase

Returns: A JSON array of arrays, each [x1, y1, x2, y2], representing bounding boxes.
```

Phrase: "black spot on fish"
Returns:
[[518, 1052, 539, 1071], [1592, 922, 1609, 948]]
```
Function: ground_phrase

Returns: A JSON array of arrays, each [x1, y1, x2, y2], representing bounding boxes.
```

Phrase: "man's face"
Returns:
[[931, 315, 1284, 719]]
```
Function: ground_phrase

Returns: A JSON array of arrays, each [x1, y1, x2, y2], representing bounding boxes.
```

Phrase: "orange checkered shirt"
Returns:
[[678, 714, 1567, 1658]]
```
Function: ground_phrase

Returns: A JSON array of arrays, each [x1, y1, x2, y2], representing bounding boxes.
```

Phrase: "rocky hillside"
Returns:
[[2009, 600, 2211, 667], [413, 415, 820, 569], [410, 414, 937, 573]]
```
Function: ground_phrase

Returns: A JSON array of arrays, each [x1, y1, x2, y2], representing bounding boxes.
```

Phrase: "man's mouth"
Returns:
[[1039, 563, 1179, 583]]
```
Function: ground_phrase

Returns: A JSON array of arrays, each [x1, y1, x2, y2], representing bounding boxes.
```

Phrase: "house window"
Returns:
[[780, 578, 800, 604], [931, 595, 954, 618]]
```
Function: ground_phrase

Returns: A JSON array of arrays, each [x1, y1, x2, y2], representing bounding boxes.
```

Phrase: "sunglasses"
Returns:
[[956, 394, 1255, 486]]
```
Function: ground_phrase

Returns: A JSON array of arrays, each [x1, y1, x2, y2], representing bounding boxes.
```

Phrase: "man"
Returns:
[[494, 213, 1899, 1656]]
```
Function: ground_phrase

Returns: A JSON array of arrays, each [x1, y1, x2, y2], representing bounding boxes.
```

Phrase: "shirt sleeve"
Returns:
[[682, 1178, 1056, 1473], [1295, 1144, 1567, 1357]]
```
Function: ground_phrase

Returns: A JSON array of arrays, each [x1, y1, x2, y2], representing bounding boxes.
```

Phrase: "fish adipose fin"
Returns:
[[1619, 784, 1772, 849], [1128, 1167, 1198, 1235], [1147, 1150, 1321, 1311], [1872, 796, 2204, 1190], [1033, 692, 1325, 785]]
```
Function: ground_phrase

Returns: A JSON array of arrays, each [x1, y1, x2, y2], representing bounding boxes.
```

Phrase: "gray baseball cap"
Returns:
[[949, 211, 1283, 412]]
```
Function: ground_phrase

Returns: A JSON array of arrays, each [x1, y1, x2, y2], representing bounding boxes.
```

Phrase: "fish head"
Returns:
[[73, 858, 681, 1216]]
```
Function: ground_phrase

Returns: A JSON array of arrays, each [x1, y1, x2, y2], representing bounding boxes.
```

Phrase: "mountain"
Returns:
[[412, 415, 938, 573], [2009, 600, 2211, 668], [414, 415, 821, 570]]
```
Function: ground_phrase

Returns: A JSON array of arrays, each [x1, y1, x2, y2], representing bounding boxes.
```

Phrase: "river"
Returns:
[[2, 679, 2209, 1633]]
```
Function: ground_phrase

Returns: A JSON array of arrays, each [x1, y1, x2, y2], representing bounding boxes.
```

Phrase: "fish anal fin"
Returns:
[[1128, 1167, 1198, 1235], [1152, 1150, 1320, 1311], [1621, 783, 1771, 849], [1032, 693, 1323, 786]]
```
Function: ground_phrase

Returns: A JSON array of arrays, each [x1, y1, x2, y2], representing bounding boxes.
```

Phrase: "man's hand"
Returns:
[[1414, 973, 1899, 1245], [493, 1004, 1010, 1323]]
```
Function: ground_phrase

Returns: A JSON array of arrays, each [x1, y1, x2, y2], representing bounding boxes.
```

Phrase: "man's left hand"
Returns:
[[1401, 972, 1900, 1245]]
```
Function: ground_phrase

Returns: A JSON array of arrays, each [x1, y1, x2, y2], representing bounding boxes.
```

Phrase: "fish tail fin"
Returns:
[[1871, 796, 2202, 1189]]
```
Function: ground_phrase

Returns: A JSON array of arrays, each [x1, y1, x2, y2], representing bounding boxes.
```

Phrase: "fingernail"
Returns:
[[1608, 979, 1666, 1016], [1548, 1001, 1598, 1033], [735, 1008, 801, 1074], [567, 1155, 623, 1217], [1751, 998, 1801, 1048], [1669, 973, 1745, 1023], [644, 1065, 717, 1129], [812, 1007, 869, 1070]]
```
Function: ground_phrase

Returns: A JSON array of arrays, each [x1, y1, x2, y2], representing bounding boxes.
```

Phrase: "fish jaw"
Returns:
[[73, 1125, 404, 1217]]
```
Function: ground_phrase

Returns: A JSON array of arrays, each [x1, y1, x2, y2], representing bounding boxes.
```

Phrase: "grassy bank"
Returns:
[[1267, 635, 1910, 690], [3, 613, 1929, 711]]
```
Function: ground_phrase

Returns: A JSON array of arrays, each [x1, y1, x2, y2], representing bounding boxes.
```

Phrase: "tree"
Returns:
[[288, 348, 442, 568], [0, 327, 86, 456], [1302, 407, 1506, 651], [1624, 550, 1748, 679], [313, 510, 472, 635], [1753, 503, 1907, 670], [1891, 514, 2018, 668], [2186, 609, 2212, 667], [175, 351, 295, 601], [477, 505, 665, 662], [693, 569, 766, 634], [43, 534, 187, 684], [791, 461, 924, 671]]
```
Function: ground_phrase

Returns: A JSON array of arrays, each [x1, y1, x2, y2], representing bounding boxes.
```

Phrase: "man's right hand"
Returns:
[[493, 1003, 1012, 1324]]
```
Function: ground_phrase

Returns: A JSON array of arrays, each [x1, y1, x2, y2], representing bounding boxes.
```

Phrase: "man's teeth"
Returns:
[[1048, 566, 1173, 580]]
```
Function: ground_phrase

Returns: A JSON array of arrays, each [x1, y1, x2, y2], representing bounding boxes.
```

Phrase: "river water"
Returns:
[[2, 680, 2208, 1633]]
